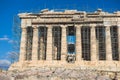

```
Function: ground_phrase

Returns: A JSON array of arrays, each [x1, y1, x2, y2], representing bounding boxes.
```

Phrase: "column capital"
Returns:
[[90, 24, 96, 27], [117, 24, 120, 27], [32, 26, 39, 30], [60, 25, 67, 28], [21, 27, 27, 32], [46, 25, 53, 28], [32, 25, 39, 29], [104, 25, 111, 28], [75, 25, 82, 28], [21, 27, 27, 29]]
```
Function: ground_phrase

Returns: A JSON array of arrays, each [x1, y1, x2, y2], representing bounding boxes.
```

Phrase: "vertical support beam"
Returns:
[[106, 26, 112, 61], [46, 25, 53, 60], [90, 25, 97, 61], [32, 26, 39, 61], [19, 28, 27, 62], [61, 25, 67, 61], [118, 26, 120, 60], [76, 25, 82, 61]]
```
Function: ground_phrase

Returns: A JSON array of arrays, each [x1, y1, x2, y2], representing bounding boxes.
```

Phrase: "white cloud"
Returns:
[[0, 59, 11, 66], [0, 35, 14, 44], [0, 35, 9, 40], [8, 40, 14, 43]]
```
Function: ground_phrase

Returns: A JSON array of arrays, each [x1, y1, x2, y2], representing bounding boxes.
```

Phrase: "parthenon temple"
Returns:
[[9, 9, 120, 71]]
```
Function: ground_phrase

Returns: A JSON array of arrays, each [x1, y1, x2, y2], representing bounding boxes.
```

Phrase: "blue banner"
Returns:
[[67, 36, 76, 44]]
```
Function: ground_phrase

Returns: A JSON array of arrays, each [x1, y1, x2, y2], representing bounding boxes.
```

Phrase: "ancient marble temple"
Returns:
[[9, 9, 120, 71]]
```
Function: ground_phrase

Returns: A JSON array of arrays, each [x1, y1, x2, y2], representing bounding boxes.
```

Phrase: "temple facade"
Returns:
[[9, 9, 120, 71]]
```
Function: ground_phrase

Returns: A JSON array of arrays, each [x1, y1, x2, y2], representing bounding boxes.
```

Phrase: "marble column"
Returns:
[[90, 25, 97, 61], [76, 25, 82, 61], [19, 28, 27, 62], [118, 26, 120, 60], [106, 26, 112, 61], [32, 26, 39, 61], [61, 25, 67, 61], [46, 25, 53, 60]]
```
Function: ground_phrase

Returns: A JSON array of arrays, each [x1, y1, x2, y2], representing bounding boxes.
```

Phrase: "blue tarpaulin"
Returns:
[[67, 36, 76, 44], [67, 36, 76, 54]]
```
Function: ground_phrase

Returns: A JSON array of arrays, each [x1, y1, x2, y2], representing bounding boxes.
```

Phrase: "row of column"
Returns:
[[19, 24, 120, 62], [76, 25, 115, 61]]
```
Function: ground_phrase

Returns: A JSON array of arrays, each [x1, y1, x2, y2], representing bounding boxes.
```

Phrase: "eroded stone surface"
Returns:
[[1, 67, 119, 80]]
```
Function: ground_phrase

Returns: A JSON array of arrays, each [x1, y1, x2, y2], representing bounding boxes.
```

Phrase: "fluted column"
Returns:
[[90, 25, 97, 61], [106, 26, 112, 61], [61, 25, 67, 61], [118, 26, 120, 60], [46, 25, 53, 60], [19, 28, 27, 62], [76, 25, 82, 61], [32, 26, 39, 61]]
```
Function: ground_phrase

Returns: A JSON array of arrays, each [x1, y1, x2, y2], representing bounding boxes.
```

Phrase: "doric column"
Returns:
[[61, 25, 67, 61], [32, 26, 39, 61], [106, 26, 112, 61], [90, 25, 97, 61], [76, 25, 82, 61], [118, 26, 120, 60], [46, 25, 53, 60], [19, 28, 27, 62]]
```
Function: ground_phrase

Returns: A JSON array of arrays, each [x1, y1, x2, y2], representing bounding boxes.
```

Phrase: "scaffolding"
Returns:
[[66, 26, 76, 62], [13, 9, 120, 62], [81, 26, 91, 60], [110, 26, 119, 60], [12, 16, 21, 51], [26, 27, 33, 61], [67, 26, 76, 54], [96, 26, 106, 60], [38, 27, 47, 60], [12, 16, 21, 63], [52, 26, 61, 60]]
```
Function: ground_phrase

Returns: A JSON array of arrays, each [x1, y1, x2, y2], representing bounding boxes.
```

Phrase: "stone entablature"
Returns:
[[18, 9, 120, 26], [9, 9, 120, 71]]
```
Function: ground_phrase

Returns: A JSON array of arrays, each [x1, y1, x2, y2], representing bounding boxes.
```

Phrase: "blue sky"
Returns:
[[0, 0, 120, 66]]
